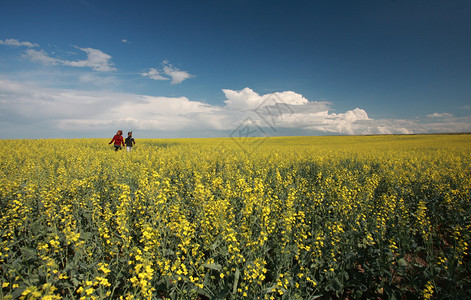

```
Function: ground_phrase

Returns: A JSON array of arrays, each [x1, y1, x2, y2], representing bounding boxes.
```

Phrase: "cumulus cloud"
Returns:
[[1, 80, 470, 138], [222, 88, 374, 134], [24, 47, 116, 72], [220, 88, 471, 135], [0, 38, 39, 48], [302, 108, 371, 135], [142, 61, 194, 84], [223, 87, 308, 110]]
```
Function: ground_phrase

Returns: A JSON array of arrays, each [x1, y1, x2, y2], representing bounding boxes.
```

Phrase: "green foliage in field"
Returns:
[[1, 135, 470, 299]]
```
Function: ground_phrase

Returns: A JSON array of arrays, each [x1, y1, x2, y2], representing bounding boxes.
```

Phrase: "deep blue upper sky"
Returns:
[[1, 0, 470, 138]]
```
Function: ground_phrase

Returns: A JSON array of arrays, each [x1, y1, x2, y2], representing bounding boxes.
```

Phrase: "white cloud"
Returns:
[[222, 88, 373, 134], [0, 79, 218, 135], [220, 88, 471, 135], [1, 80, 470, 138], [141, 68, 168, 81], [323, 108, 371, 134], [142, 61, 194, 84], [24, 47, 116, 72], [121, 39, 129, 43], [0, 38, 38, 48], [415, 117, 471, 133], [427, 112, 454, 118], [162, 62, 194, 84], [273, 106, 371, 134], [24, 49, 61, 65], [223, 87, 308, 110], [62, 47, 116, 72]]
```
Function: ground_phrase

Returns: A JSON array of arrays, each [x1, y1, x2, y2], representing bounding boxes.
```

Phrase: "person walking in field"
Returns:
[[125, 131, 136, 152], [109, 130, 125, 151]]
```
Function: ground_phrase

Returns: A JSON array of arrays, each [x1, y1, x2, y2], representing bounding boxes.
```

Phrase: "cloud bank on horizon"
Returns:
[[0, 38, 470, 139], [1, 77, 470, 139]]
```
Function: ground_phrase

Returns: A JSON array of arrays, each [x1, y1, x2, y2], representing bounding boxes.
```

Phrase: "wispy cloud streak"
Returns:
[[0, 38, 39, 48], [23, 47, 116, 72]]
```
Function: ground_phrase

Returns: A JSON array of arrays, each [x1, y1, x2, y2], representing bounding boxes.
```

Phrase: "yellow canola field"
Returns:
[[0, 135, 470, 299]]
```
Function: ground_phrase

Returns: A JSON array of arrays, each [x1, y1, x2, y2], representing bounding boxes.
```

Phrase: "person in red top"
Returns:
[[109, 130, 125, 151]]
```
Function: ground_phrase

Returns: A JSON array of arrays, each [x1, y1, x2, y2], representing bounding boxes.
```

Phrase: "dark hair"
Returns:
[[128, 131, 132, 135]]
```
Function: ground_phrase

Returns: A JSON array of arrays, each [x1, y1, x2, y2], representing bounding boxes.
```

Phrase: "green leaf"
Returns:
[[80, 232, 93, 241], [11, 285, 27, 298], [398, 258, 408, 267], [263, 284, 278, 293], [232, 268, 240, 295], [71, 277, 80, 287], [162, 248, 175, 256], [202, 263, 222, 271], [211, 240, 220, 251], [20, 247, 38, 260]]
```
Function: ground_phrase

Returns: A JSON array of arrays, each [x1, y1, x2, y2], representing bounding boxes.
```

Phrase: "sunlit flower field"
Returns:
[[1, 135, 470, 299]]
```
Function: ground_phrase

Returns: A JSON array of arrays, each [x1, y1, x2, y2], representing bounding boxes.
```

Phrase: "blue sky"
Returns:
[[1, 0, 470, 139]]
